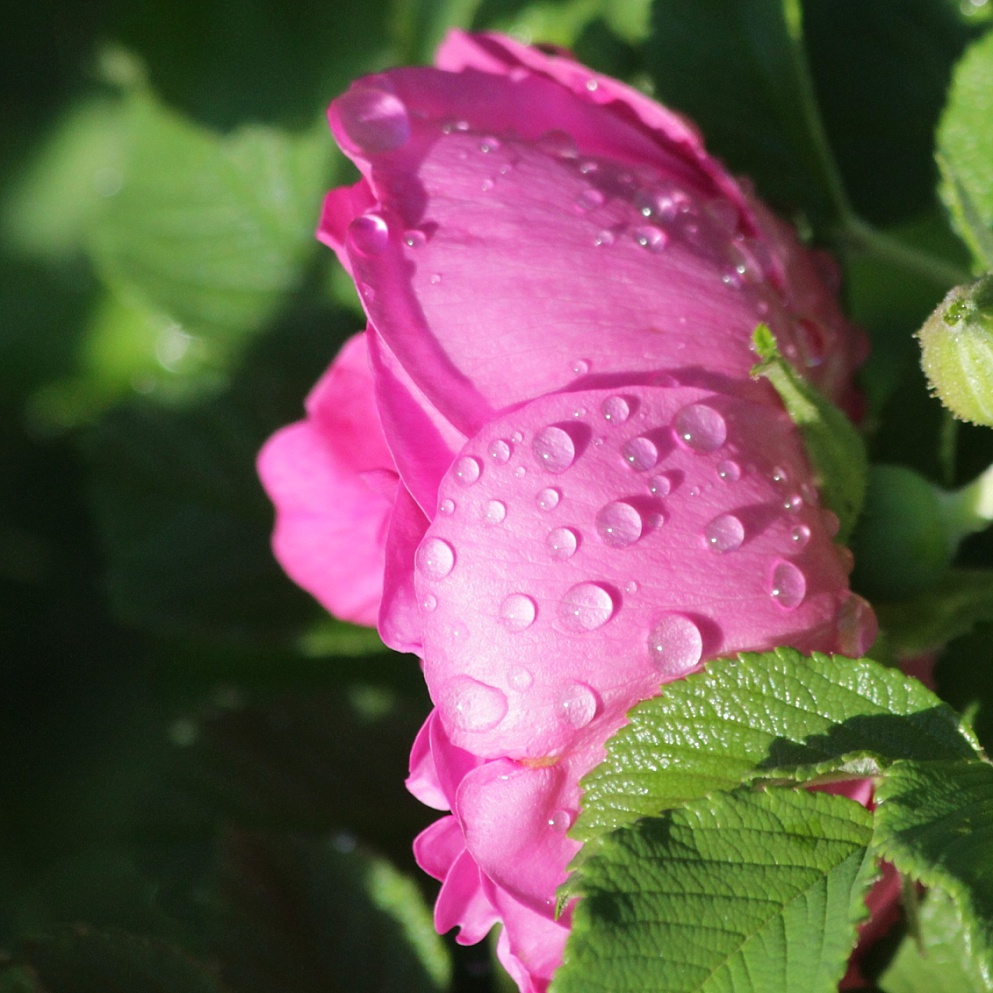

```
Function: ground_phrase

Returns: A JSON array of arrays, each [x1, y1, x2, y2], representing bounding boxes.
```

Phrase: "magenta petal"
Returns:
[[435, 849, 500, 944], [378, 483, 430, 653], [407, 708, 484, 811], [491, 893, 569, 993], [413, 814, 464, 881]]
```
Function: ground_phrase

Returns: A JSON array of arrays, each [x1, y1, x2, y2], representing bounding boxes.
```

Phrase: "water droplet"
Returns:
[[622, 435, 659, 471], [509, 666, 533, 690], [514, 466, 527, 478], [625, 580, 639, 594], [439, 498, 455, 515], [633, 225, 668, 252], [416, 537, 455, 580], [771, 466, 789, 486], [717, 460, 741, 482], [547, 527, 578, 559], [783, 493, 803, 514], [442, 676, 508, 732], [558, 583, 614, 631], [548, 809, 574, 832], [536, 487, 561, 511], [510, 430, 524, 444], [347, 213, 390, 256], [532, 426, 577, 473], [483, 499, 506, 526], [440, 118, 470, 134], [537, 129, 578, 159], [480, 177, 495, 192], [337, 85, 411, 153], [648, 615, 703, 677], [500, 593, 536, 631], [557, 681, 597, 728], [576, 188, 604, 211], [430, 273, 442, 285], [770, 561, 806, 610], [421, 593, 438, 612], [594, 229, 615, 247], [571, 359, 590, 376], [704, 513, 744, 553], [453, 455, 481, 485], [647, 511, 665, 529], [837, 594, 877, 656], [403, 229, 427, 249], [601, 395, 631, 424], [596, 501, 643, 548], [674, 403, 727, 453], [479, 135, 501, 153], [648, 474, 671, 497], [488, 438, 512, 463], [579, 159, 599, 175], [790, 525, 811, 549]]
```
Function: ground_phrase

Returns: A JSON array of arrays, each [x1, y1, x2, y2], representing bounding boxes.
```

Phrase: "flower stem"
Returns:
[[938, 461, 993, 551]]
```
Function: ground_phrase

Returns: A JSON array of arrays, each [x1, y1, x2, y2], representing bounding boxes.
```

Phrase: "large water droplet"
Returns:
[[704, 513, 744, 553], [347, 213, 390, 256], [416, 537, 455, 580], [547, 809, 574, 832], [488, 438, 512, 463], [453, 455, 481, 485], [500, 593, 536, 631], [547, 527, 578, 559], [533, 426, 577, 473], [558, 583, 614, 631], [441, 676, 508, 732], [674, 404, 727, 453], [483, 500, 506, 526], [601, 395, 631, 424], [557, 681, 597, 728], [648, 474, 672, 497], [536, 487, 561, 511], [336, 85, 411, 153], [648, 614, 704, 677], [622, 436, 659, 471], [596, 501, 643, 548], [770, 560, 806, 610], [717, 460, 741, 483]]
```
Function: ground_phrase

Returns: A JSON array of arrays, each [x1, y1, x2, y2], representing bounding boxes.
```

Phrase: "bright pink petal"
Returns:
[[257, 334, 395, 625], [492, 894, 569, 993], [407, 708, 485, 811], [378, 482, 430, 653]]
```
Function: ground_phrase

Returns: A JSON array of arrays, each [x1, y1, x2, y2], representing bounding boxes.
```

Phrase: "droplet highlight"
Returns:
[[717, 460, 741, 482], [438, 498, 455, 516], [416, 537, 455, 580], [500, 593, 537, 631], [674, 403, 727, 453], [704, 513, 744, 553], [336, 85, 411, 153], [483, 500, 506, 526], [488, 438, 512, 463], [770, 560, 806, 610], [347, 213, 390, 256], [648, 474, 671, 497], [557, 682, 598, 729], [547, 527, 578, 560], [600, 395, 631, 424], [536, 487, 561, 512], [453, 455, 481, 485], [532, 426, 577, 474], [622, 435, 659, 471], [441, 676, 508, 733], [595, 501, 643, 548], [558, 583, 614, 631], [648, 614, 704, 677], [790, 524, 811, 549]]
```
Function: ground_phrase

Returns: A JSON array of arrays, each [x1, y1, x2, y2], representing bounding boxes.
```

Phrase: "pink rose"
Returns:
[[259, 31, 877, 992]]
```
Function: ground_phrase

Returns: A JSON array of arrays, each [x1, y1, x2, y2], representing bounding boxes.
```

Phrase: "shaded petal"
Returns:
[[378, 482, 429, 652]]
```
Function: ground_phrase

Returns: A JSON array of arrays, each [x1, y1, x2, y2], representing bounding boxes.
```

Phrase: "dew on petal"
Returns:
[[537, 129, 578, 159], [438, 498, 455, 516], [625, 580, 639, 594], [648, 474, 671, 496], [717, 460, 741, 482], [488, 438, 512, 463], [440, 676, 508, 733], [532, 425, 577, 473], [594, 229, 615, 247], [571, 359, 590, 376], [558, 583, 614, 631], [783, 493, 803, 514], [421, 593, 438, 612], [771, 466, 790, 486], [479, 135, 501, 153], [514, 466, 527, 478], [429, 273, 442, 285], [453, 455, 481, 485], [336, 85, 411, 153], [500, 593, 537, 631], [595, 501, 643, 548], [547, 809, 574, 832], [648, 614, 703, 677], [416, 537, 455, 580], [536, 487, 561, 511], [633, 225, 668, 252], [674, 403, 727, 453], [790, 524, 811, 549], [622, 435, 659, 471], [770, 560, 806, 609], [483, 500, 507, 526], [704, 513, 744, 553], [557, 681, 597, 728], [600, 395, 631, 424], [547, 526, 578, 560], [508, 666, 534, 690], [403, 229, 427, 249], [347, 213, 390, 256], [576, 188, 605, 211]]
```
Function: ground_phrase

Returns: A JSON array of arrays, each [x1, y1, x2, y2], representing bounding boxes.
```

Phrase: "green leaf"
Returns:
[[881, 887, 992, 993], [874, 759, 993, 987], [751, 324, 867, 541], [90, 89, 333, 339], [938, 28, 993, 270], [876, 568, 993, 655], [575, 649, 976, 847], [645, 0, 846, 225], [554, 789, 876, 993]]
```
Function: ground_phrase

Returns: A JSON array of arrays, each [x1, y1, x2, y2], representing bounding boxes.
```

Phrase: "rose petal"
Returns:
[[378, 483, 430, 653]]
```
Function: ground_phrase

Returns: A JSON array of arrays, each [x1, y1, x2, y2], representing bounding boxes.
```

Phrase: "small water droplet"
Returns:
[[483, 499, 507, 526], [648, 474, 671, 497], [558, 583, 614, 631], [480, 177, 495, 192], [479, 135, 501, 153], [648, 615, 703, 677], [547, 527, 578, 559], [416, 537, 455, 580], [514, 466, 527, 478], [704, 513, 744, 553], [557, 681, 597, 728], [601, 395, 631, 424], [596, 501, 643, 548], [622, 435, 659, 471], [488, 438, 512, 463], [429, 273, 442, 285], [625, 580, 639, 594], [717, 460, 741, 482], [441, 676, 508, 732], [576, 188, 605, 211], [509, 666, 533, 690], [647, 511, 665, 528], [633, 225, 668, 252], [403, 229, 427, 249], [347, 213, 390, 256], [790, 525, 811, 549], [421, 593, 438, 612], [453, 455, 481, 485], [783, 493, 803, 514], [571, 359, 590, 376], [771, 466, 789, 486], [537, 129, 578, 159], [674, 403, 726, 453], [770, 561, 806, 609], [533, 426, 577, 473], [439, 498, 455, 516], [337, 85, 411, 153], [500, 592, 536, 631], [536, 487, 561, 511], [511, 430, 524, 444], [440, 118, 470, 134], [548, 809, 574, 832], [594, 229, 615, 247]]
